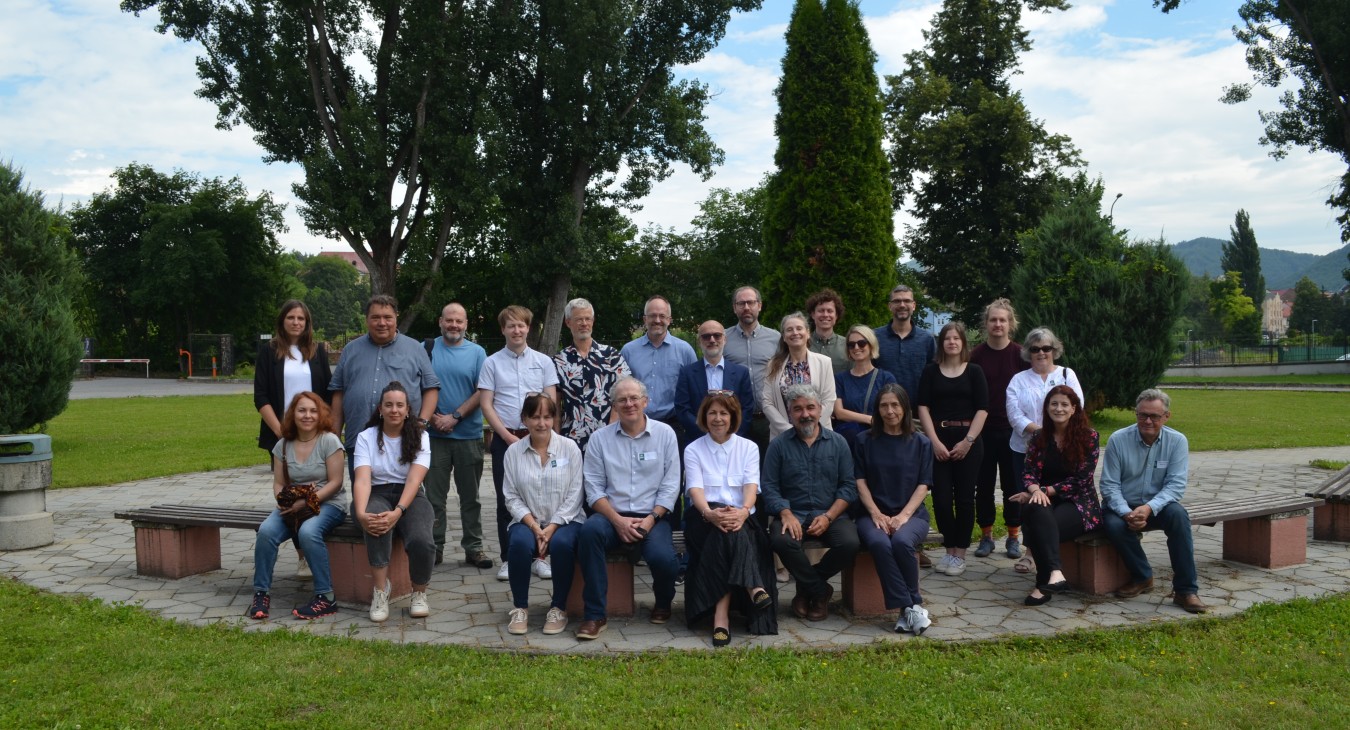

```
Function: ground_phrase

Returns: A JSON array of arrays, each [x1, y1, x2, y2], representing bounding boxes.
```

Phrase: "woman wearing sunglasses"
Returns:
[[832, 325, 896, 445]]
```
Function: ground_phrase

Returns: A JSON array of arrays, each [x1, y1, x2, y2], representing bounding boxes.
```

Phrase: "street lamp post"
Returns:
[[1187, 329, 1193, 366], [1312, 319, 1318, 360], [1109, 193, 1123, 220]]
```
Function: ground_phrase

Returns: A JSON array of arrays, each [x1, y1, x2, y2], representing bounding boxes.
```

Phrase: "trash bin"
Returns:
[[0, 434, 55, 550]]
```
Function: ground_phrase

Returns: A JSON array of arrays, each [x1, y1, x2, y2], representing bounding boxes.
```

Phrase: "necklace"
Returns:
[[297, 434, 317, 443]]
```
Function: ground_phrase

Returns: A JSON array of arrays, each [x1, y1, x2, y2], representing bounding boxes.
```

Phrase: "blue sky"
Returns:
[[3, 0, 1345, 256]]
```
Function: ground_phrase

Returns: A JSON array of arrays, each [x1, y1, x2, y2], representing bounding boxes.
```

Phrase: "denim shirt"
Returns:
[[1099, 424, 1189, 518], [761, 427, 857, 520], [873, 324, 936, 404]]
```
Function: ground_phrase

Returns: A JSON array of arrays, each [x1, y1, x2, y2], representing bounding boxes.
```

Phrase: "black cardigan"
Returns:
[[253, 341, 333, 451]]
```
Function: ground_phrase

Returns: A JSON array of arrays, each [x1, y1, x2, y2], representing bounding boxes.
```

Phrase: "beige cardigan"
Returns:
[[760, 350, 837, 438]]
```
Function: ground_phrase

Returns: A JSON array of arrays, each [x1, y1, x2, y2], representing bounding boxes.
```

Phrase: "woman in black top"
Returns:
[[254, 299, 332, 457]]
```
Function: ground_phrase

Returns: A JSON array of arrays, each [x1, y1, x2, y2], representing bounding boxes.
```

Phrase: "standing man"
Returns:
[[806, 288, 849, 374], [969, 298, 1029, 559], [760, 384, 860, 622], [619, 295, 696, 435], [674, 320, 755, 440], [724, 285, 781, 459], [575, 377, 681, 639], [553, 297, 630, 452], [330, 295, 439, 462], [479, 305, 560, 581], [873, 285, 936, 405], [1100, 389, 1207, 614], [423, 302, 492, 570]]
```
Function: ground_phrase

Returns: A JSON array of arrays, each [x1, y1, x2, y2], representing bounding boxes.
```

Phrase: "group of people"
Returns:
[[246, 284, 1208, 645]]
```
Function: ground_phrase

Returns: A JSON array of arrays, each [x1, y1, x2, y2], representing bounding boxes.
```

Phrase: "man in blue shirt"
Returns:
[[1099, 389, 1207, 613], [873, 285, 936, 405], [620, 295, 697, 432]]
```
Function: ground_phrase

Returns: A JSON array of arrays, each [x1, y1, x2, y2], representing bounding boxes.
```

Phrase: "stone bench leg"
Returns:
[[565, 560, 635, 619], [1222, 511, 1309, 569], [1059, 536, 1129, 596], [131, 522, 221, 579], [1313, 502, 1350, 542], [325, 535, 412, 606], [843, 552, 922, 617]]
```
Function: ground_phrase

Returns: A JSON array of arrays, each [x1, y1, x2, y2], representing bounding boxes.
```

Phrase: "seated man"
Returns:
[[761, 383, 860, 621], [575, 377, 681, 639], [1100, 388, 1207, 613]]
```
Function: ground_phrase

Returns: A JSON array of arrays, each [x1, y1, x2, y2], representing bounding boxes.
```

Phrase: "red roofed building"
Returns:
[[318, 250, 370, 277]]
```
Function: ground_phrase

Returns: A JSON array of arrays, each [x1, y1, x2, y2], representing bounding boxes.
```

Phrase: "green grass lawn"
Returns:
[[1162, 373, 1350, 386]]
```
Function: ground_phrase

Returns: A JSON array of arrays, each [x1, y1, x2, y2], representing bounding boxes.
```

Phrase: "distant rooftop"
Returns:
[[318, 250, 369, 275]]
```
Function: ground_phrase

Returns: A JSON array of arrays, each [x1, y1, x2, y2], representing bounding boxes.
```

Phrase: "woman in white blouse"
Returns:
[[684, 392, 776, 646], [761, 312, 836, 438], [501, 394, 585, 636]]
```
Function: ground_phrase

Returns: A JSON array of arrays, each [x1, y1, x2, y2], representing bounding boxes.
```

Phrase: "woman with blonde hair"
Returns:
[[761, 312, 836, 438]]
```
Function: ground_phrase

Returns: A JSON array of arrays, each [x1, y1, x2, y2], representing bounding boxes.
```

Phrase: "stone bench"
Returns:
[[842, 530, 943, 617], [1306, 465, 1350, 542]]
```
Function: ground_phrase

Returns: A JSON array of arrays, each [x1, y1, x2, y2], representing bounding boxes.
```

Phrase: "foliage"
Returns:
[[1175, 274, 1224, 343], [1222, 209, 1267, 304], [761, 0, 896, 327], [1310, 459, 1348, 470], [1208, 271, 1263, 344], [884, 0, 1082, 324], [1011, 176, 1187, 412], [299, 255, 368, 340], [1288, 274, 1334, 333], [68, 164, 288, 369], [0, 163, 83, 433]]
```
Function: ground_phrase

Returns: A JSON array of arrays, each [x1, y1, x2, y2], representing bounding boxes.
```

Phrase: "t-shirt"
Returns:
[[970, 342, 1028, 431], [833, 367, 897, 444], [852, 431, 933, 517], [428, 337, 487, 440], [271, 431, 348, 513], [353, 426, 431, 490]]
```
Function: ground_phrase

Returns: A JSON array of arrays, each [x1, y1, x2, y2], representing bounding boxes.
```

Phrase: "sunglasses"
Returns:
[[1027, 345, 1054, 354], [699, 332, 724, 341], [846, 340, 869, 350]]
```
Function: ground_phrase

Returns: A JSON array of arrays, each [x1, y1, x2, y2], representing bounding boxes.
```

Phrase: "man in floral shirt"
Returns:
[[554, 297, 631, 452]]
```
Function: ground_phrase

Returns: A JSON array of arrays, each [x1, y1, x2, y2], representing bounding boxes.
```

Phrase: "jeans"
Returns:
[[578, 513, 678, 621], [253, 502, 346, 596], [362, 485, 437, 586], [768, 514, 860, 599], [1103, 502, 1199, 596], [426, 437, 486, 555], [976, 427, 1023, 528], [856, 512, 928, 611], [507, 521, 581, 610]]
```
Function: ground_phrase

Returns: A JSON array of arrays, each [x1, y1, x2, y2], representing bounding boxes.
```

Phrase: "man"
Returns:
[[805, 288, 849, 374], [723, 285, 781, 458], [553, 297, 630, 452], [760, 384, 860, 622], [575, 377, 681, 639], [873, 285, 936, 405], [423, 302, 491, 569], [674, 320, 754, 440], [330, 295, 439, 460], [478, 305, 560, 581], [969, 298, 1030, 560], [619, 295, 696, 433], [1100, 389, 1207, 614]]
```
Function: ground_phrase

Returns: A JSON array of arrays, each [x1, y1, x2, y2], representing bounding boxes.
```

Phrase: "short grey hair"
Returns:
[[890, 284, 915, 297], [783, 383, 821, 407], [563, 298, 593, 320], [609, 375, 648, 402], [733, 285, 762, 305], [1021, 327, 1065, 362], [1135, 388, 1170, 411]]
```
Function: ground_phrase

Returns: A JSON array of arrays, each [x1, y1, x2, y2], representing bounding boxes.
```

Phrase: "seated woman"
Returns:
[[248, 391, 347, 620], [501, 394, 585, 636], [684, 392, 776, 646], [1011, 385, 1102, 606], [352, 381, 437, 622], [854, 384, 934, 635]]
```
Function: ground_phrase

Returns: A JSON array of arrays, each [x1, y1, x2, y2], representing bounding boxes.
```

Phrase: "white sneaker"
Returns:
[[933, 555, 953, 575], [907, 605, 932, 636], [296, 554, 311, 580], [507, 607, 528, 635], [369, 579, 391, 623], [543, 606, 568, 635], [946, 556, 967, 577], [496, 562, 510, 581], [409, 590, 430, 618], [894, 610, 912, 634], [532, 557, 553, 579]]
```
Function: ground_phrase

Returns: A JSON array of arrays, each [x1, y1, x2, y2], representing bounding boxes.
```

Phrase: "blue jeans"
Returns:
[[1103, 502, 1199, 596], [253, 502, 346, 596], [578, 513, 678, 621], [507, 521, 581, 610]]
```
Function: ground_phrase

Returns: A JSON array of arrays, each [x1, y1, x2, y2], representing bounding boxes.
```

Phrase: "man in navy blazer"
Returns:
[[675, 320, 755, 440]]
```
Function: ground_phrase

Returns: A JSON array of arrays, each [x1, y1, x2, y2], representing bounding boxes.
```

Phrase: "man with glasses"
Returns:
[[675, 320, 755, 441], [620, 295, 696, 436], [724, 286, 780, 458], [873, 285, 936, 405], [1099, 388, 1207, 613]]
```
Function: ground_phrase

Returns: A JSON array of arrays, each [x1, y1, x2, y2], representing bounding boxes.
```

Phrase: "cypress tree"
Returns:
[[1221, 209, 1266, 305]]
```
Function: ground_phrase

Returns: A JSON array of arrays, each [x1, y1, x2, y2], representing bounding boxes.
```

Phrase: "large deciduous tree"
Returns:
[[761, 0, 896, 327], [300, 255, 369, 339], [1208, 271, 1263, 344], [1287, 274, 1333, 333], [885, 0, 1082, 324], [1222, 209, 1267, 305]]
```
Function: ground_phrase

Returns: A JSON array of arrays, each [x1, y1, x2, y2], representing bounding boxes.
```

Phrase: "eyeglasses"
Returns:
[[644, 313, 670, 321], [614, 396, 646, 406], [889, 298, 914, 306], [846, 340, 869, 350], [1135, 411, 1167, 423], [1027, 345, 1054, 354], [707, 389, 735, 398], [699, 332, 724, 341]]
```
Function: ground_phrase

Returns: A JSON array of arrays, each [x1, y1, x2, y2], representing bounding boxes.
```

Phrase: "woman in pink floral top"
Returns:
[[1011, 385, 1101, 606]]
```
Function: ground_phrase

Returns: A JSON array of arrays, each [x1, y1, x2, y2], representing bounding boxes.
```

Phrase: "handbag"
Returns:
[[277, 441, 321, 533]]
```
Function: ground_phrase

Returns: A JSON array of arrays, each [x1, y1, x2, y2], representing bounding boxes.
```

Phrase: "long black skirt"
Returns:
[[684, 509, 778, 635]]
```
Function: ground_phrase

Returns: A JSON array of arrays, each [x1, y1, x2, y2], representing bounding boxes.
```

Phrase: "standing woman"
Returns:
[[854, 384, 934, 635], [247, 391, 347, 620], [1011, 386, 1101, 605], [833, 325, 897, 445], [1005, 327, 1085, 573], [969, 298, 1029, 560], [761, 312, 836, 439], [917, 322, 988, 578], [501, 394, 585, 636], [352, 381, 437, 623]]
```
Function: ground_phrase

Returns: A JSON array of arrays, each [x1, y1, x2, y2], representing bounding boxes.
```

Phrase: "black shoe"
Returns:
[[712, 626, 731, 648], [1024, 592, 1052, 606], [435, 548, 444, 566], [675, 568, 686, 587], [247, 591, 270, 619], [1044, 580, 1070, 594], [750, 588, 773, 611]]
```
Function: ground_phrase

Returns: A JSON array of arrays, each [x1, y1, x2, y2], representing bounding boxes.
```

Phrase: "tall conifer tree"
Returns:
[[1222, 209, 1266, 305]]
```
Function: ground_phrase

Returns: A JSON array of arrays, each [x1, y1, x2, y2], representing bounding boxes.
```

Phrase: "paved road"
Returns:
[[69, 377, 252, 400]]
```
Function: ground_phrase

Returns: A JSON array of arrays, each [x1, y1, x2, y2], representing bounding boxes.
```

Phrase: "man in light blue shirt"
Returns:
[[1099, 388, 1206, 613], [620, 295, 696, 426]]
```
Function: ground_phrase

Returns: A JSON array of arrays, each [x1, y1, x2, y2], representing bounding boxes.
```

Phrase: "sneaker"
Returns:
[[945, 556, 967, 576], [894, 609, 912, 634], [543, 607, 568, 635], [507, 607, 529, 635], [532, 557, 552, 579], [973, 536, 996, 558], [370, 580, 391, 622], [296, 554, 312, 579], [1005, 537, 1022, 559], [907, 605, 932, 636], [409, 590, 430, 618], [247, 591, 270, 620], [293, 594, 337, 620], [933, 555, 954, 575], [496, 562, 510, 581]]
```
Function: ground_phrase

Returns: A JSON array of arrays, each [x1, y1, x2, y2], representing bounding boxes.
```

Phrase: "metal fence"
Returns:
[[1172, 340, 1350, 366]]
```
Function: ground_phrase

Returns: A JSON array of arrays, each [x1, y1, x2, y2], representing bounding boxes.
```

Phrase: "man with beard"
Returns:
[[873, 285, 936, 405], [674, 320, 755, 441]]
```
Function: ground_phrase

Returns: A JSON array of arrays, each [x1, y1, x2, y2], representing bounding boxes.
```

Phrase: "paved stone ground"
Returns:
[[4, 446, 1348, 653]]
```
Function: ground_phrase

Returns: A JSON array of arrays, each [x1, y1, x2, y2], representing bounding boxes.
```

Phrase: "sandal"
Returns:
[[750, 588, 773, 611], [712, 626, 731, 647], [1014, 555, 1035, 574]]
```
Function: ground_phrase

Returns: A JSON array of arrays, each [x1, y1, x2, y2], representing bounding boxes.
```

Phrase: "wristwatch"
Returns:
[[451, 411, 462, 420], [965, 435, 976, 444]]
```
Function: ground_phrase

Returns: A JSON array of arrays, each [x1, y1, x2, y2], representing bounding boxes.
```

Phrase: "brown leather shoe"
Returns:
[[1115, 577, 1154, 598], [1173, 593, 1208, 614], [791, 592, 810, 619], [806, 585, 834, 622], [918, 552, 933, 569], [575, 618, 607, 640], [649, 606, 672, 624]]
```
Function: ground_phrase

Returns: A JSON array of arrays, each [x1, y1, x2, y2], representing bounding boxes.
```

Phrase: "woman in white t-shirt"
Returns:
[[352, 381, 436, 623]]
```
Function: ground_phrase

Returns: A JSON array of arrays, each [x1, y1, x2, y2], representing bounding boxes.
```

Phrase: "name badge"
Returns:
[[551, 458, 569, 468], [1156, 460, 1169, 469], [638, 451, 658, 462]]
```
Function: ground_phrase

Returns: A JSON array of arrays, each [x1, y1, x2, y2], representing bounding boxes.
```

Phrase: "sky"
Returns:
[[3, 0, 1345, 257]]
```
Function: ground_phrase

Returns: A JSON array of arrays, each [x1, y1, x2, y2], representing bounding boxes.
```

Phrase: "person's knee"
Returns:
[[1156, 503, 1190, 531]]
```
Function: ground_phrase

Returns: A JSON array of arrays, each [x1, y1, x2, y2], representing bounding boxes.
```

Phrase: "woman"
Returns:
[[917, 322, 988, 578], [1005, 327, 1085, 573], [761, 312, 836, 438], [684, 392, 776, 646], [247, 392, 347, 620], [855, 384, 934, 635], [833, 325, 897, 445], [352, 381, 437, 623], [501, 394, 585, 636], [1010, 386, 1101, 605], [969, 298, 1029, 560]]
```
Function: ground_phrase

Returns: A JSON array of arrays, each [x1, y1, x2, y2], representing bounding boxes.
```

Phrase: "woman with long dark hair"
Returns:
[[254, 300, 332, 457]]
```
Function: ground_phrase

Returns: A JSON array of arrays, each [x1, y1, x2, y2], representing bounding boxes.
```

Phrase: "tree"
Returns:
[[761, 0, 896, 327], [1288, 274, 1333, 333], [1208, 271, 1263, 344], [1222, 209, 1267, 304], [885, 0, 1082, 324], [300, 255, 368, 340], [0, 163, 83, 433], [1011, 176, 1187, 412]]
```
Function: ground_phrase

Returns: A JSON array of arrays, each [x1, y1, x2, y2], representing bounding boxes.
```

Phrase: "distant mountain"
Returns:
[[1170, 237, 1349, 291]]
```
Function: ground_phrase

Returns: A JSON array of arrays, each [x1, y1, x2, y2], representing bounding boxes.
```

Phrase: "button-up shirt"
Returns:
[[329, 333, 440, 447], [553, 341, 631, 449], [1099, 424, 1190, 518], [477, 346, 559, 430], [583, 418, 680, 513], [760, 426, 857, 521], [703, 358, 725, 391], [684, 433, 760, 512], [620, 334, 696, 420], [501, 432, 585, 527], [809, 332, 849, 375], [724, 323, 780, 413]]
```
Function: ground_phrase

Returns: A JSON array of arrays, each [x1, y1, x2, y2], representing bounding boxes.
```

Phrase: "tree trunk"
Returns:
[[537, 160, 591, 354]]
